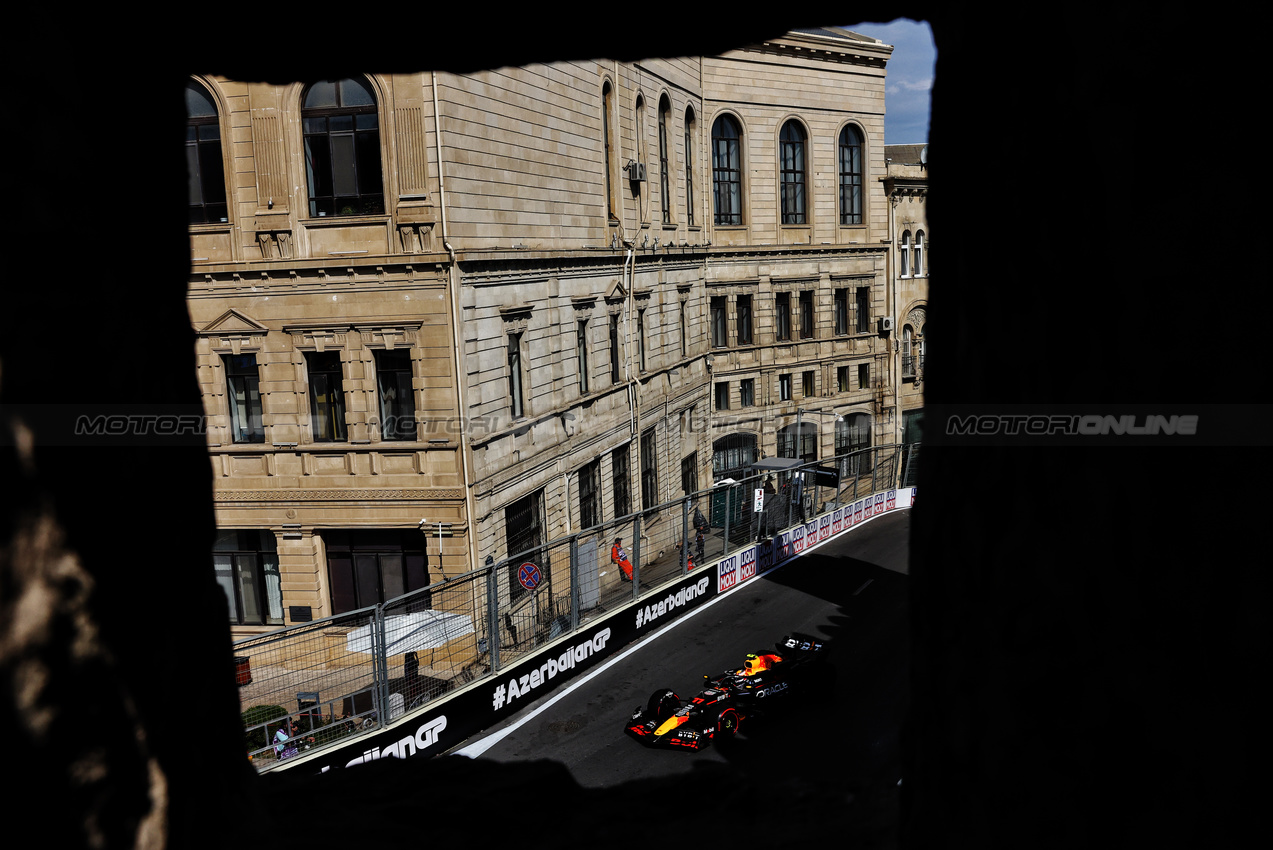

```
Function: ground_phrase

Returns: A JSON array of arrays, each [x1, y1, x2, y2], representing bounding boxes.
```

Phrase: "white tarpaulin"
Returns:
[[345, 610, 475, 656]]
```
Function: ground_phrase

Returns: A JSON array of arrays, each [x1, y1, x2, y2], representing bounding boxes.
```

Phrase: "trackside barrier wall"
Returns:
[[238, 444, 915, 772]]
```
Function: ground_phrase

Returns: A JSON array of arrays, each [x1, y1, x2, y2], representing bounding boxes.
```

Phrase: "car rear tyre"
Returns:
[[647, 689, 681, 722]]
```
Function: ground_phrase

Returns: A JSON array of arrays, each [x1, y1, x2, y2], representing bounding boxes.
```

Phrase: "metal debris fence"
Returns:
[[235, 443, 914, 770]]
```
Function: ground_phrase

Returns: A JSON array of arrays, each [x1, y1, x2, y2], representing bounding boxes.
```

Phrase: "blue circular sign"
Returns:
[[517, 561, 541, 591]]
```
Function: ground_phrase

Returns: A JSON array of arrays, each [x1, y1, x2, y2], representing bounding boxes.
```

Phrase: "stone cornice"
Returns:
[[214, 488, 464, 502]]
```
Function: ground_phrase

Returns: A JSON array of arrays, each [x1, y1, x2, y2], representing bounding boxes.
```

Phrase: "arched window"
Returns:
[[914, 230, 925, 275], [634, 94, 646, 221], [902, 326, 916, 379], [836, 413, 872, 477], [712, 433, 758, 479], [711, 115, 742, 225], [302, 78, 383, 218], [658, 95, 672, 224], [838, 125, 863, 225], [779, 121, 807, 225], [684, 106, 696, 227], [602, 81, 617, 222], [900, 230, 912, 277], [186, 81, 227, 224]]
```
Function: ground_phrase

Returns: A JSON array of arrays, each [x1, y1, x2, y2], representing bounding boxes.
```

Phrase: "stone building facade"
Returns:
[[884, 143, 929, 471], [186, 27, 897, 640]]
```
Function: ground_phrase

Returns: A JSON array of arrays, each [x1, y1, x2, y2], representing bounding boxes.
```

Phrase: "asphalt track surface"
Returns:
[[451, 509, 910, 837]]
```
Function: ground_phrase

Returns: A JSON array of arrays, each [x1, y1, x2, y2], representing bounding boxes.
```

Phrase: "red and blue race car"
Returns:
[[624, 633, 829, 750]]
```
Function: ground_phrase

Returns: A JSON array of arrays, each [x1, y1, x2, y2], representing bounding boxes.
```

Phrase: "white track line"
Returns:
[[452, 508, 903, 759]]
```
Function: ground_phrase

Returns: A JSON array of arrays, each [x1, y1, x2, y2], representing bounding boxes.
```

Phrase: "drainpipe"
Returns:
[[434, 70, 481, 581]]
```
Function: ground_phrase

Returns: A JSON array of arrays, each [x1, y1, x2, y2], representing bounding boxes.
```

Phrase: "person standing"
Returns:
[[611, 537, 633, 581]]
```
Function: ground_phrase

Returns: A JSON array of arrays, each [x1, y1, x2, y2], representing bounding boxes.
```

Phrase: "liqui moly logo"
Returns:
[[792, 525, 806, 554], [886, 490, 896, 510], [758, 540, 774, 571], [739, 547, 757, 582], [874, 493, 886, 514], [818, 515, 831, 542], [832, 508, 844, 534], [718, 555, 739, 592], [854, 500, 864, 523]]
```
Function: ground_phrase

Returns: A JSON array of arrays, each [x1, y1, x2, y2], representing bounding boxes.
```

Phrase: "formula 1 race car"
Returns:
[[624, 633, 829, 750]]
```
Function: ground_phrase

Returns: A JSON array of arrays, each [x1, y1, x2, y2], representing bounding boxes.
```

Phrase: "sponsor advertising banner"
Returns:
[[301, 488, 913, 773]]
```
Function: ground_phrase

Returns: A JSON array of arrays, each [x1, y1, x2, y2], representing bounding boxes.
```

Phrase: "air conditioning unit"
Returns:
[[626, 161, 646, 182], [878, 317, 894, 334]]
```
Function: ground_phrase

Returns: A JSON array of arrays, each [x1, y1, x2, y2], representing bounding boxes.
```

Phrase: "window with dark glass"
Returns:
[[679, 300, 688, 357], [915, 231, 925, 275], [508, 332, 525, 418], [186, 81, 227, 224], [855, 287, 870, 333], [375, 349, 416, 441], [837, 365, 850, 393], [740, 378, 755, 407], [610, 313, 621, 382], [710, 296, 728, 348], [637, 308, 647, 371], [306, 350, 347, 442], [603, 82, 617, 221], [711, 115, 742, 225], [641, 428, 659, 510], [858, 363, 870, 389], [325, 529, 430, 615], [612, 447, 631, 518], [302, 78, 383, 218], [900, 231, 912, 277], [837, 413, 871, 477], [681, 452, 699, 497], [715, 381, 730, 410], [737, 294, 753, 345], [838, 125, 864, 225], [778, 422, 817, 464], [834, 288, 849, 335], [684, 107, 696, 227], [779, 121, 807, 225], [775, 292, 791, 341], [577, 320, 590, 395], [802, 371, 815, 397], [213, 529, 282, 626], [659, 96, 672, 224], [579, 458, 601, 531], [779, 373, 792, 402], [800, 290, 814, 339], [224, 354, 264, 444], [505, 490, 545, 603]]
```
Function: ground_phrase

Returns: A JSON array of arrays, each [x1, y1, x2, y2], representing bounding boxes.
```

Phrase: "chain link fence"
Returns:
[[235, 443, 916, 770]]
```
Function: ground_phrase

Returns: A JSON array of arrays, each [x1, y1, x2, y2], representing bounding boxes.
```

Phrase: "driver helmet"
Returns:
[[742, 653, 769, 676]]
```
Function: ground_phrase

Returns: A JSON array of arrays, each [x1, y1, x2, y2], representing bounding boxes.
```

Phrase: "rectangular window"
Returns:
[[508, 332, 525, 418], [612, 447, 631, 518], [610, 313, 621, 383], [637, 308, 647, 371], [834, 288, 849, 335], [224, 354, 264, 444], [306, 350, 347, 442], [710, 296, 728, 348], [837, 365, 850, 393], [504, 491, 545, 603], [577, 320, 590, 395], [858, 363, 870, 389], [640, 428, 658, 511], [740, 378, 755, 407], [776, 293, 791, 341], [681, 452, 699, 497], [578, 457, 601, 531], [375, 349, 416, 441], [803, 370, 815, 397], [680, 300, 688, 357], [714, 381, 730, 410], [779, 373, 792, 402], [800, 290, 814, 339], [737, 294, 753, 345], [855, 287, 870, 333], [213, 529, 282, 626], [325, 529, 430, 615]]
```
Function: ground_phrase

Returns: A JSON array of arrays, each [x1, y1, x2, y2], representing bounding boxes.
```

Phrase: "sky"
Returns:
[[841, 18, 935, 145]]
